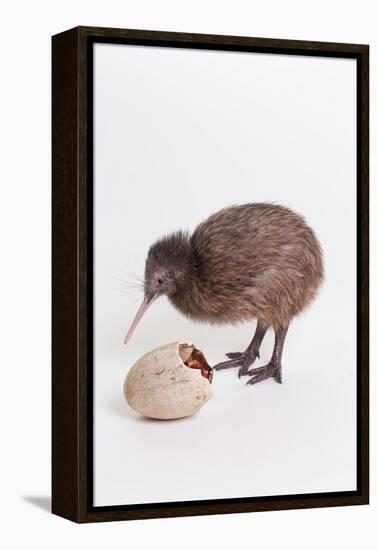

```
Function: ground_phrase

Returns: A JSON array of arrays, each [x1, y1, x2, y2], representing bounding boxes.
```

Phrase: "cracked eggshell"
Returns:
[[124, 341, 213, 420]]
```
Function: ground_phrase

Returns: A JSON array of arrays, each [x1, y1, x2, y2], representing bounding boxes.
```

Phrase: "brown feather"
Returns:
[[144, 203, 324, 330]]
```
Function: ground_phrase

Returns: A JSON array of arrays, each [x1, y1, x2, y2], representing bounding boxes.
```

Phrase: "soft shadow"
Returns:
[[110, 394, 162, 422], [109, 395, 194, 424], [111, 394, 140, 420], [22, 496, 51, 513]]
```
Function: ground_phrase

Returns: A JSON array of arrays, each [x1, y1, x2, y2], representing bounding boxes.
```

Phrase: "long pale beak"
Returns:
[[124, 293, 159, 345]]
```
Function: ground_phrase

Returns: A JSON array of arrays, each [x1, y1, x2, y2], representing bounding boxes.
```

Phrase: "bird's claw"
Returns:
[[213, 353, 283, 386], [213, 350, 260, 375], [245, 362, 282, 385]]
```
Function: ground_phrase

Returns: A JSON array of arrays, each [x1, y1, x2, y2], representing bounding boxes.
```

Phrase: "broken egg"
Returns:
[[124, 342, 213, 420]]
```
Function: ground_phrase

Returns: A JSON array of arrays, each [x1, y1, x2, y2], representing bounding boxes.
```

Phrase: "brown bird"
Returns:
[[124, 203, 324, 385]]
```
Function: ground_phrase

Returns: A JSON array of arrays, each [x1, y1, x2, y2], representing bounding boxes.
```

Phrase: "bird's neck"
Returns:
[[170, 262, 218, 322]]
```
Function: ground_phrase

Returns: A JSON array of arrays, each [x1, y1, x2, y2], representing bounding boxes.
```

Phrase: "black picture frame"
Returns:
[[52, 26, 369, 523]]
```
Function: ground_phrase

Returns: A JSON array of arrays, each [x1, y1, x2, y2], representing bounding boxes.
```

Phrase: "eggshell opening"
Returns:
[[178, 343, 213, 383]]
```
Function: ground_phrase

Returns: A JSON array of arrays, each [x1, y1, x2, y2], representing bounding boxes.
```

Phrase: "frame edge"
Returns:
[[52, 27, 82, 523], [358, 44, 369, 505], [52, 25, 370, 524]]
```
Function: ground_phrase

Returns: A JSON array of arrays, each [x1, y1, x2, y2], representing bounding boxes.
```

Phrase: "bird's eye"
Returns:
[[168, 271, 174, 277], [158, 278, 164, 285]]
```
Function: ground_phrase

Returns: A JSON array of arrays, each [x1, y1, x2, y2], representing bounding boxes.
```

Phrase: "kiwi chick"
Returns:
[[124, 203, 323, 385]]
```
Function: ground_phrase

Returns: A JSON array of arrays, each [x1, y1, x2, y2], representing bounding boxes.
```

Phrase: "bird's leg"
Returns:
[[246, 325, 289, 385], [213, 321, 267, 377]]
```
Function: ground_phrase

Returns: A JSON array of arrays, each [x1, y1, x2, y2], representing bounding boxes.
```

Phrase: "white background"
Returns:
[[0, 1, 377, 549], [94, 44, 356, 505]]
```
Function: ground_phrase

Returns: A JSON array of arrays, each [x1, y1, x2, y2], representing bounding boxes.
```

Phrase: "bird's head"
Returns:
[[124, 230, 194, 345]]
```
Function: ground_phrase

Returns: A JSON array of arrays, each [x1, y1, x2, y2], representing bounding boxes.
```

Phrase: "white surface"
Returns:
[[94, 43, 357, 505], [2, 1, 377, 549]]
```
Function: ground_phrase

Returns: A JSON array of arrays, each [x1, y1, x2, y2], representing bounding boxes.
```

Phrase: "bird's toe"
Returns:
[[246, 373, 266, 385], [245, 362, 282, 386], [238, 361, 251, 378], [213, 357, 243, 371], [245, 365, 267, 376], [237, 351, 260, 377], [225, 351, 243, 359], [214, 350, 260, 373]]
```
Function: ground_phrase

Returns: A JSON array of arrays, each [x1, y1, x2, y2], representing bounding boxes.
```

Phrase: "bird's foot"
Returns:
[[213, 349, 260, 377], [245, 361, 282, 386]]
